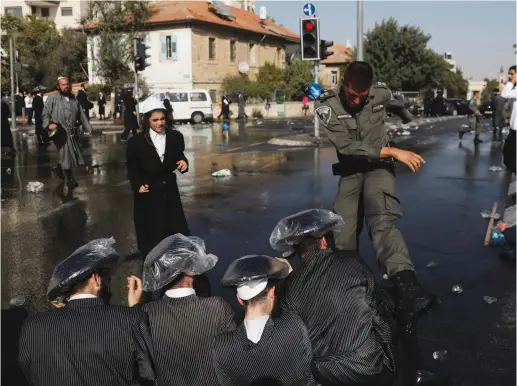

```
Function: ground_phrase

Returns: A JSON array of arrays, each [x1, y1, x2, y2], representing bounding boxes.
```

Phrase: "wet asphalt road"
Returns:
[[1, 117, 515, 385]]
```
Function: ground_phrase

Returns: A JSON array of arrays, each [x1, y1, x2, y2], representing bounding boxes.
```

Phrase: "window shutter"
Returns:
[[161, 36, 167, 61], [171, 35, 178, 61]]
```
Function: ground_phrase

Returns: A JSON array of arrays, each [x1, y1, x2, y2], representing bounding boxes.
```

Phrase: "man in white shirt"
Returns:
[[213, 254, 316, 386], [24, 92, 33, 125], [501, 65, 516, 174], [136, 234, 235, 386]]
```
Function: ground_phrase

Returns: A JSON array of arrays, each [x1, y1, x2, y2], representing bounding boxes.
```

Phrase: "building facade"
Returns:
[[1, 0, 88, 29], [467, 80, 487, 100], [320, 43, 353, 89], [85, 1, 297, 99]]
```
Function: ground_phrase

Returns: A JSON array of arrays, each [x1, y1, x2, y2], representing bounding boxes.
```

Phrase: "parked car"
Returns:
[[138, 89, 213, 124], [479, 101, 494, 118], [444, 98, 470, 116]]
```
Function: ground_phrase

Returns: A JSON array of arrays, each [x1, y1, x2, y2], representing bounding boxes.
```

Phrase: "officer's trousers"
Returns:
[[333, 165, 414, 277]]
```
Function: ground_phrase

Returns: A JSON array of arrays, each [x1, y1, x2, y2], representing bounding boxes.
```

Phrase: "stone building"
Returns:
[[320, 43, 353, 89], [84, 1, 298, 100]]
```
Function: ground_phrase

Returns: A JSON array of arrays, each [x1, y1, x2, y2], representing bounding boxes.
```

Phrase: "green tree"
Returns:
[[364, 18, 450, 91], [284, 59, 313, 100], [441, 68, 469, 98], [80, 1, 151, 90], [256, 62, 285, 92], [481, 78, 500, 102]]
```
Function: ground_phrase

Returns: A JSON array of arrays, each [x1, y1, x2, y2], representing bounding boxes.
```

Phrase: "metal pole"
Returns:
[[133, 37, 140, 126], [356, 0, 364, 61], [314, 60, 320, 138], [9, 36, 16, 131]]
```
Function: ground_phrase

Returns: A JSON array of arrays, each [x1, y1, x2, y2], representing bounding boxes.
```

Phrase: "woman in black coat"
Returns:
[[121, 90, 139, 140], [126, 99, 190, 258]]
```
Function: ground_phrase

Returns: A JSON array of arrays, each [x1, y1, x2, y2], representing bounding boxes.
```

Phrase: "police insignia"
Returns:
[[316, 106, 332, 125]]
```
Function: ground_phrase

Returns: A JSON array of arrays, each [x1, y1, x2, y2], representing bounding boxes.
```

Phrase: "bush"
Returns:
[[252, 108, 263, 119], [87, 84, 111, 101]]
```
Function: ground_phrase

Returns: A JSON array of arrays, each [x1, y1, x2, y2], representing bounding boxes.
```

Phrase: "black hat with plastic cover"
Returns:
[[221, 255, 290, 300], [269, 209, 345, 257], [47, 238, 120, 301], [142, 234, 218, 292]]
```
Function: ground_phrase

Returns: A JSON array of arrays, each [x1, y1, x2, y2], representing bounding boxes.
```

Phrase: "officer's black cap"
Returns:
[[343, 61, 374, 91]]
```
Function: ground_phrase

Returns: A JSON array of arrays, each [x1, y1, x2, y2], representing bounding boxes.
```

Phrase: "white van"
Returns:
[[139, 89, 213, 124]]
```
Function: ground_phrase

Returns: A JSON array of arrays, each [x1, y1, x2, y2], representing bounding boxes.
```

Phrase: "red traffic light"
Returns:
[[303, 21, 315, 32]]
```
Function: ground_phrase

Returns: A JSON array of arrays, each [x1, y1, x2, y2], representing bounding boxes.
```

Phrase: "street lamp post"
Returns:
[[9, 36, 16, 131], [356, 0, 364, 61]]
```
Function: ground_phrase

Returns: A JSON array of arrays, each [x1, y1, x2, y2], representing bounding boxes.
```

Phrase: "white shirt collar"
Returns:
[[150, 130, 166, 161], [243, 315, 270, 343], [69, 294, 97, 301], [165, 288, 196, 298]]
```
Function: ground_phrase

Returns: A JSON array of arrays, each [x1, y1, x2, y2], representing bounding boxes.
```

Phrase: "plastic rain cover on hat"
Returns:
[[221, 255, 290, 288], [269, 209, 345, 256], [47, 238, 119, 301], [142, 98, 166, 115], [142, 234, 218, 292]]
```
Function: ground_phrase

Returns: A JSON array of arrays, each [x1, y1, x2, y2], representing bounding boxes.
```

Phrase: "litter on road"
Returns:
[[482, 296, 497, 304], [212, 169, 232, 177], [489, 166, 503, 172], [27, 181, 44, 193], [452, 285, 463, 294], [433, 350, 448, 362]]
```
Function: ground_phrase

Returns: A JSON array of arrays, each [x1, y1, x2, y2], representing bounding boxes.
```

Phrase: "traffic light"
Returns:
[[300, 17, 320, 61], [134, 38, 151, 72], [320, 40, 334, 61]]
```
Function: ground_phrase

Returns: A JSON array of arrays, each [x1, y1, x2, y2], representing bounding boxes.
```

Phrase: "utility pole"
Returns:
[[133, 37, 140, 125], [356, 0, 364, 61], [9, 36, 16, 131], [313, 61, 320, 138]]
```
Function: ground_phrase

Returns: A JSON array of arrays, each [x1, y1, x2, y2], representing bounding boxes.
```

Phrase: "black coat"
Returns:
[[32, 95, 44, 118], [1, 100, 13, 148], [142, 295, 236, 386], [212, 311, 317, 386], [126, 129, 190, 257], [18, 298, 157, 386], [76, 90, 93, 114], [124, 96, 139, 132], [280, 250, 398, 386]]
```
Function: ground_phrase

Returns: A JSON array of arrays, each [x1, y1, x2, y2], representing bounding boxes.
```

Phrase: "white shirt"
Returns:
[[501, 82, 517, 131], [150, 130, 166, 162], [244, 315, 270, 343], [165, 288, 196, 298], [69, 294, 97, 301], [24, 96, 32, 109]]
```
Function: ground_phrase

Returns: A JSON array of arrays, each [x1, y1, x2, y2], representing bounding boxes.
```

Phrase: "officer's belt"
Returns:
[[332, 157, 395, 176]]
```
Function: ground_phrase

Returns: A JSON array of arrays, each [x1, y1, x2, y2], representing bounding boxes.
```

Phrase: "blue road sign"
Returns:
[[303, 3, 316, 17], [309, 83, 323, 100]]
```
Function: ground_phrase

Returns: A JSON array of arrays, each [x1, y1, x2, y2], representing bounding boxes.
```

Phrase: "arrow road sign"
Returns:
[[303, 3, 316, 17]]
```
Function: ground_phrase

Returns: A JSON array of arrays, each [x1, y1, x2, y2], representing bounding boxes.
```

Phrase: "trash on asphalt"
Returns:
[[483, 296, 497, 304], [256, 120, 264, 125], [489, 166, 503, 172], [382, 273, 389, 280], [5, 168, 11, 175], [9, 295, 26, 307], [480, 211, 501, 220], [495, 221, 509, 232], [401, 130, 411, 136], [216, 143, 227, 147], [433, 350, 448, 361], [27, 181, 44, 193], [426, 260, 437, 268], [212, 169, 232, 177], [221, 122, 230, 131], [490, 229, 505, 246], [502, 128, 509, 134], [460, 124, 469, 128], [452, 285, 463, 294]]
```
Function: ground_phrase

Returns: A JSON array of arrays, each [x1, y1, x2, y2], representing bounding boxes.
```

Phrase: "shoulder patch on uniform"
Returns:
[[318, 89, 335, 101], [316, 106, 332, 125]]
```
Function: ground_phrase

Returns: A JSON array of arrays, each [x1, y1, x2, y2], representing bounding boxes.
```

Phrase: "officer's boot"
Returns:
[[474, 134, 483, 144], [392, 270, 437, 326], [52, 164, 65, 180], [64, 169, 78, 188]]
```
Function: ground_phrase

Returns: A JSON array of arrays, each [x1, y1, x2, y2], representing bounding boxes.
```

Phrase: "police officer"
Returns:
[[315, 61, 435, 326], [459, 90, 483, 143]]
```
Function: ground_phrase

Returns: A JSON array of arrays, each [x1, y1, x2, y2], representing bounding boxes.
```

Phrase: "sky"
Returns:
[[256, 0, 517, 80]]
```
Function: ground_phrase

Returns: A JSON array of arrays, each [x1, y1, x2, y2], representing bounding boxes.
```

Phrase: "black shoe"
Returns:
[[474, 136, 483, 143], [416, 369, 453, 385], [52, 164, 65, 180], [392, 270, 437, 325], [63, 169, 78, 188], [458, 131, 465, 140]]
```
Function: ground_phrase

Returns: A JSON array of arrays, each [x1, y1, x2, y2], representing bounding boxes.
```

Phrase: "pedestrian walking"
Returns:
[[214, 254, 316, 386], [18, 238, 158, 386], [491, 86, 506, 140], [218, 92, 231, 120], [24, 92, 33, 125], [98, 92, 107, 120], [265, 97, 271, 116], [32, 89, 48, 147], [42, 77, 92, 187], [302, 95, 310, 116], [459, 90, 483, 143], [237, 91, 247, 119], [501, 65, 516, 174], [121, 90, 138, 140], [76, 82, 94, 121], [315, 61, 436, 328], [126, 99, 190, 258], [163, 97, 174, 127], [1, 99, 14, 153], [131, 234, 235, 386]]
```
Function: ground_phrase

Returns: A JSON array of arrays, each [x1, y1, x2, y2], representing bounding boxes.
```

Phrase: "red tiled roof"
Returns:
[[85, 1, 299, 42], [321, 43, 353, 64]]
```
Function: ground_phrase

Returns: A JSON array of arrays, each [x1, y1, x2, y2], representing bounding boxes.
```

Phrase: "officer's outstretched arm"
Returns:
[[316, 103, 382, 159]]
